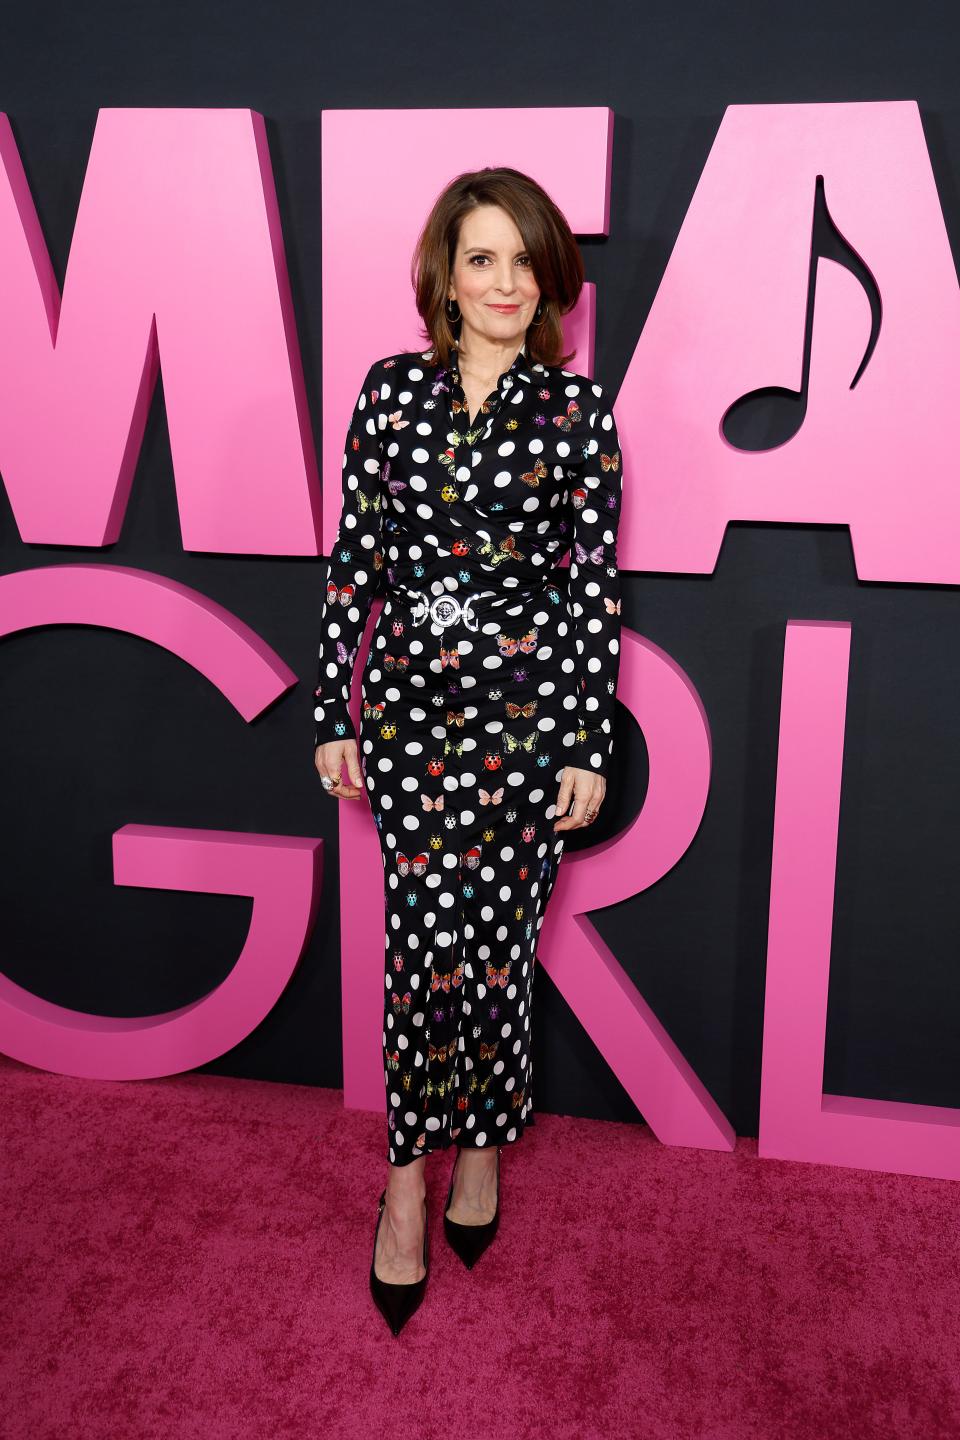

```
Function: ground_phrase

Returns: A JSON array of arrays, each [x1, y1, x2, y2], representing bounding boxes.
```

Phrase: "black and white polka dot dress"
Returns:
[[313, 338, 623, 1166]]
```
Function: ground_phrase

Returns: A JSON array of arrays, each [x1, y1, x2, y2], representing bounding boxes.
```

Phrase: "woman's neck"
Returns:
[[454, 326, 525, 386]]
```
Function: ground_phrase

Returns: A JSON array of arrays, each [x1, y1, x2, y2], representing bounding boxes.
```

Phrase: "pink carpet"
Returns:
[[2, 1052, 958, 1439]]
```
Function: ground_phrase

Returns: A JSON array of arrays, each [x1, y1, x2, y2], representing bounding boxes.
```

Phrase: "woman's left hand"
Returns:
[[553, 766, 606, 832]]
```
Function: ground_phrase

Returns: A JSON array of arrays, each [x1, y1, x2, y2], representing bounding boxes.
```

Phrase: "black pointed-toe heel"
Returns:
[[369, 1189, 429, 1336], [443, 1146, 500, 1269]]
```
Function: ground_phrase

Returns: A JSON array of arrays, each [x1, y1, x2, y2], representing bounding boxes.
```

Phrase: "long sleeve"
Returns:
[[566, 385, 623, 778], [313, 361, 386, 749]]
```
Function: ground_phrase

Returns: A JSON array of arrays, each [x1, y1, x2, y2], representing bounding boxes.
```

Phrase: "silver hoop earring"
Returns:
[[446, 297, 461, 322], [531, 300, 547, 327]]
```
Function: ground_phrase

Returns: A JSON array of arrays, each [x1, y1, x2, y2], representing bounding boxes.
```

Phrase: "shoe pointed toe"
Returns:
[[443, 1210, 498, 1268], [369, 1189, 430, 1336], [443, 1147, 500, 1269], [369, 1270, 427, 1335]]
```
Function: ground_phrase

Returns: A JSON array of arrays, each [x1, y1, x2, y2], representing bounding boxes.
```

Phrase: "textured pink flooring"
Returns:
[[2, 1053, 959, 1440]]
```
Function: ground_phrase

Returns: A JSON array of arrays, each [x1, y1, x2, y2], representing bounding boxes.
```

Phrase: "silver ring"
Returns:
[[408, 590, 429, 626], [321, 776, 336, 791]]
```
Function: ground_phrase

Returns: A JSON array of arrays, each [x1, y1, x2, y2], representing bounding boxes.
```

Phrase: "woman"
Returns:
[[312, 166, 623, 1335]]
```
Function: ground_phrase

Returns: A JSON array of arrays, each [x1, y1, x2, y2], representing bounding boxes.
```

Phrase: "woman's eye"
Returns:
[[467, 255, 532, 267]]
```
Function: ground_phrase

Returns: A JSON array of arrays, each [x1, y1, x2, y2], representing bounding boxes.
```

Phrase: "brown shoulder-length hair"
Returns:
[[410, 167, 585, 371]]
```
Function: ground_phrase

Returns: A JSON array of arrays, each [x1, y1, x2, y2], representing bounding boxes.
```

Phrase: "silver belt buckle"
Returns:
[[409, 589, 480, 631]]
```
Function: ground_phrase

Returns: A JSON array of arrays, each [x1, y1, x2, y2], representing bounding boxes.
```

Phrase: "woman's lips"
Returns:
[[488, 304, 519, 313]]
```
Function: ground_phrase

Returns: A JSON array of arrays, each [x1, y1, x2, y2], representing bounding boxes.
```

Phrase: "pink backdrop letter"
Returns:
[[0, 565, 318, 1080], [0, 108, 318, 554], [616, 100, 960, 583], [320, 106, 612, 547], [761, 619, 960, 1183]]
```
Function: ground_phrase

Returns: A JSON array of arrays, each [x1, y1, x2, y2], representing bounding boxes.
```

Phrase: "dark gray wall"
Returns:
[[2, 0, 958, 1134]]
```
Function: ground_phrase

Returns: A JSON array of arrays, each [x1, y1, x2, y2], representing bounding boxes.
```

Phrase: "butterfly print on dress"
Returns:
[[313, 338, 624, 1165]]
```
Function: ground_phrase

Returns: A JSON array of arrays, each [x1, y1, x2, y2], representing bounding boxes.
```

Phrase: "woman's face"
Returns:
[[448, 204, 541, 354]]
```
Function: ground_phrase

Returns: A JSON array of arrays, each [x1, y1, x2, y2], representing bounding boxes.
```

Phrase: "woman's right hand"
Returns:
[[314, 739, 365, 799]]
